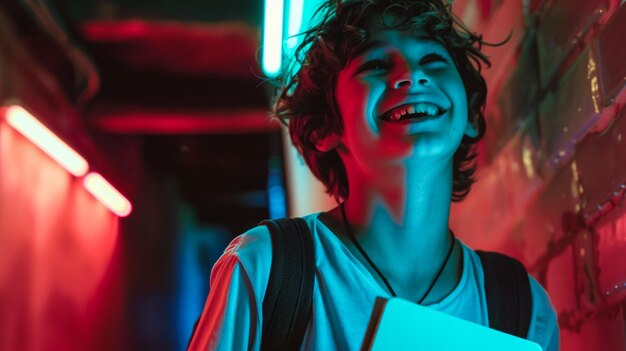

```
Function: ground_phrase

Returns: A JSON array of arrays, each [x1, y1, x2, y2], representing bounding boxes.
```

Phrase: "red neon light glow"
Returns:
[[5, 105, 89, 177], [83, 173, 132, 217]]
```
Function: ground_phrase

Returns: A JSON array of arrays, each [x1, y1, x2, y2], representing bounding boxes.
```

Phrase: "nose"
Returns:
[[392, 74, 430, 89]]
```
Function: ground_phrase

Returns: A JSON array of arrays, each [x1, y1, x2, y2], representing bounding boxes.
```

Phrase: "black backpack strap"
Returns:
[[476, 251, 532, 338], [260, 218, 315, 351]]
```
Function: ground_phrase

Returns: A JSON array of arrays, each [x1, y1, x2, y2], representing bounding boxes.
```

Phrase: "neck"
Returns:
[[323, 157, 459, 302], [343, 157, 453, 253]]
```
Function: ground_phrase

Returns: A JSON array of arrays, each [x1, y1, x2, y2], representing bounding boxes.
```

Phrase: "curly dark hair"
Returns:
[[274, 0, 494, 202]]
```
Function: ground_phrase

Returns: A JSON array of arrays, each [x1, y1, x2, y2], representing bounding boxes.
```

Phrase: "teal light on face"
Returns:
[[262, 0, 285, 77]]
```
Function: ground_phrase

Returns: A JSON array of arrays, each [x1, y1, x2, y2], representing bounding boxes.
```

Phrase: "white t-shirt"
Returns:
[[188, 213, 559, 350]]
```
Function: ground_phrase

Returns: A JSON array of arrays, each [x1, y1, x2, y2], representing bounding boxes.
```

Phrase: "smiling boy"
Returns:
[[188, 1, 559, 350]]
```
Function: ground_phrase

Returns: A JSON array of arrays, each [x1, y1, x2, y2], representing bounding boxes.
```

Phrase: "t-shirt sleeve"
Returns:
[[527, 275, 560, 351], [188, 226, 272, 351]]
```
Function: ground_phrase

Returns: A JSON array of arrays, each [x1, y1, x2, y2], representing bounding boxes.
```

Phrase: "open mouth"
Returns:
[[380, 102, 446, 122]]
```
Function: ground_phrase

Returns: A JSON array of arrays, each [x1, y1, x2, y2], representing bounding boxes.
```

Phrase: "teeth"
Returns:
[[428, 105, 437, 116], [415, 103, 437, 116], [414, 102, 438, 116], [383, 102, 440, 121]]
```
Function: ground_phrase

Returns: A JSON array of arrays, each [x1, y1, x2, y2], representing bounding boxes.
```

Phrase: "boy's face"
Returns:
[[333, 22, 473, 172]]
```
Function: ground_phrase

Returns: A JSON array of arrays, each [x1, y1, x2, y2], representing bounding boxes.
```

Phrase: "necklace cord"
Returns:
[[340, 202, 398, 296], [339, 202, 456, 304]]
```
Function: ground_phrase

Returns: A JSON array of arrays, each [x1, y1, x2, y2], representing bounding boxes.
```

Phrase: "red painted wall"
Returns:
[[0, 120, 124, 350], [0, 5, 125, 348]]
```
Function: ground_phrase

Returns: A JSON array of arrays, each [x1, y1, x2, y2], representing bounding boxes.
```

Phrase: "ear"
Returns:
[[312, 130, 341, 152], [464, 119, 479, 138]]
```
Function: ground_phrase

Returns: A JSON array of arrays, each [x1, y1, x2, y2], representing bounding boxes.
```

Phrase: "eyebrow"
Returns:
[[351, 41, 386, 59], [351, 36, 445, 59]]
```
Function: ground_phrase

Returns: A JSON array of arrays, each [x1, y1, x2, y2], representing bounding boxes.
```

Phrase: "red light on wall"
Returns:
[[83, 172, 132, 217], [5, 105, 89, 177]]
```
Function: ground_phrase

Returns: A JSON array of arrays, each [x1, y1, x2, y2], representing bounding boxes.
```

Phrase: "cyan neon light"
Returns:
[[262, 0, 285, 77], [286, 0, 304, 51], [267, 153, 287, 219]]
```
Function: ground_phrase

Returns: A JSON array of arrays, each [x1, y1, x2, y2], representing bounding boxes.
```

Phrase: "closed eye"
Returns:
[[419, 53, 448, 66], [355, 59, 390, 75]]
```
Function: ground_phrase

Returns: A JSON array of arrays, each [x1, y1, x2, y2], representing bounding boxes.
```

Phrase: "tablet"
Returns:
[[361, 297, 542, 351]]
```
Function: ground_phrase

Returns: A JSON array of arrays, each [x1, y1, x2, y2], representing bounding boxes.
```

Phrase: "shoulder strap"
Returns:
[[476, 250, 532, 338], [260, 218, 315, 351]]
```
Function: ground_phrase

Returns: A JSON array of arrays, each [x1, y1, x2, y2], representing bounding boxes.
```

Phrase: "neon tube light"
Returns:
[[262, 0, 285, 77], [286, 0, 304, 50], [83, 172, 132, 217], [5, 105, 89, 177]]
